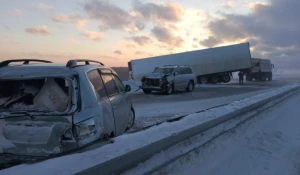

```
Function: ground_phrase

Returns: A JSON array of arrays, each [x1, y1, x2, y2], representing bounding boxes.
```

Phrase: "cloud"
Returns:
[[12, 8, 22, 17], [134, 51, 153, 56], [84, 0, 144, 32], [222, 1, 235, 8], [151, 25, 184, 47], [25, 26, 51, 36], [3, 25, 10, 31], [81, 30, 104, 41], [126, 36, 151, 46], [192, 44, 198, 48], [51, 13, 82, 23], [133, 0, 184, 24], [200, 0, 300, 67], [125, 44, 136, 48], [114, 50, 123, 55], [32, 3, 53, 11]]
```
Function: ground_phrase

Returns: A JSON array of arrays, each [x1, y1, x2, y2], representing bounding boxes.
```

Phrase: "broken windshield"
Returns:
[[0, 78, 72, 113], [153, 68, 174, 75]]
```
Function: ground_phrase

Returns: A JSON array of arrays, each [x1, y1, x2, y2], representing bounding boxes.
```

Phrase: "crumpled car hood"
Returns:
[[144, 73, 168, 79], [0, 115, 76, 157]]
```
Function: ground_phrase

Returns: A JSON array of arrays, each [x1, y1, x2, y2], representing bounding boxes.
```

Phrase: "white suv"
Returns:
[[0, 59, 135, 161], [141, 65, 197, 95]]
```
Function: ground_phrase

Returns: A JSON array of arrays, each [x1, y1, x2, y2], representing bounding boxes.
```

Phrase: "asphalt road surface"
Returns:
[[129, 75, 300, 130]]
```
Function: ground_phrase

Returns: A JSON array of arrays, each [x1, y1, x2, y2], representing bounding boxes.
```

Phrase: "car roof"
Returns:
[[0, 62, 114, 78]]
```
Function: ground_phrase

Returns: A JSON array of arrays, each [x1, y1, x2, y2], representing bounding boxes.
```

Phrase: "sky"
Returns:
[[0, 0, 299, 68]]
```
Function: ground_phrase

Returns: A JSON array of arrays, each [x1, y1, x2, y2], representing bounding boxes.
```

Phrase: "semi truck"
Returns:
[[246, 58, 274, 81], [128, 42, 253, 84]]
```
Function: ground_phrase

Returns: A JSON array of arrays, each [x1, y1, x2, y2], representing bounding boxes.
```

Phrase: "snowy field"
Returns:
[[152, 90, 300, 175]]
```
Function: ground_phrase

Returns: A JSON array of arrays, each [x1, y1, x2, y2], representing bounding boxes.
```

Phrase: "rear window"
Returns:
[[0, 77, 71, 112]]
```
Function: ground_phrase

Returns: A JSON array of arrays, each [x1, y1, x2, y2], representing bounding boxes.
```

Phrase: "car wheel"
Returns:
[[143, 89, 152, 94], [126, 108, 135, 131], [186, 81, 194, 92], [164, 84, 173, 95]]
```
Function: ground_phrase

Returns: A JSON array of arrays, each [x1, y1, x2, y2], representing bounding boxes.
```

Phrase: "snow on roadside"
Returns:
[[1, 83, 299, 175], [153, 88, 300, 175], [123, 79, 141, 93]]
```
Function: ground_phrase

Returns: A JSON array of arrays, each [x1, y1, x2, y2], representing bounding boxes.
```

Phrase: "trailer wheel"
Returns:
[[268, 73, 272, 81], [198, 76, 208, 84], [211, 76, 219, 84], [222, 74, 231, 83]]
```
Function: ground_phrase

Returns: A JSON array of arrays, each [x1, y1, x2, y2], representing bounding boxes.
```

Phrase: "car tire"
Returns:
[[164, 84, 173, 95], [143, 89, 152, 94], [126, 107, 135, 131], [186, 81, 194, 92]]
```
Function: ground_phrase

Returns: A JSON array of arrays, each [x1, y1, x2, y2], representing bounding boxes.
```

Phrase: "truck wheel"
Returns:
[[164, 84, 173, 95], [211, 76, 219, 84], [222, 74, 231, 83], [198, 76, 208, 84], [268, 73, 272, 81], [186, 81, 194, 92], [143, 89, 152, 94]]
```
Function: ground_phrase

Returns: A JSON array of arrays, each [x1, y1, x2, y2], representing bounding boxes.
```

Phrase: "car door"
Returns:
[[111, 73, 131, 130], [100, 73, 128, 136], [87, 70, 115, 136], [180, 67, 189, 87], [174, 67, 184, 90]]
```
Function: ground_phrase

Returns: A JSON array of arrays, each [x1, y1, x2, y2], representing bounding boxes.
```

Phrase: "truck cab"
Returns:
[[246, 58, 274, 81]]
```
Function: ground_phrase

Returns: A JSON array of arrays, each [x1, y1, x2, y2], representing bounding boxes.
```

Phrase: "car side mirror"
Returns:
[[174, 72, 178, 76], [125, 85, 131, 92]]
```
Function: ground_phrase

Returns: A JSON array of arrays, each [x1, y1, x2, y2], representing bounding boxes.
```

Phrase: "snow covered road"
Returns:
[[153, 89, 300, 175], [127, 75, 300, 130]]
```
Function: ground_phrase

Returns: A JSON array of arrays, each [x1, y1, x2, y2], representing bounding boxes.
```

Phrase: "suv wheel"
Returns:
[[126, 108, 135, 131], [143, 89, 152, 94], [186, 81, 194, 92], [164, 84, 173, 95]]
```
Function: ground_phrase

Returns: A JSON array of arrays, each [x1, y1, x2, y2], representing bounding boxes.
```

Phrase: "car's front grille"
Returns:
[[146, 78, 160, 86]]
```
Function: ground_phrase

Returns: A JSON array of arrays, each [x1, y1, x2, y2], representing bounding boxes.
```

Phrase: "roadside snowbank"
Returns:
[[153, 88, 300, 175], [1, 83, 299, 175]]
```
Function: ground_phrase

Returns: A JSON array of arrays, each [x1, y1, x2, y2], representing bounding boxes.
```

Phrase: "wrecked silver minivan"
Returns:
[[0, 59, 135, 161]]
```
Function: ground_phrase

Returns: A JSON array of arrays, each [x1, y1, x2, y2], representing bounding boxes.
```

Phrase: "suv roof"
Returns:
[[0, 59, 111, 77]]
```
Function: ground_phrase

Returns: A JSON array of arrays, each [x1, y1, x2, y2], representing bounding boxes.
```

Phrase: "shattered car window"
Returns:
[[153, 68, 175, 75], [0, 78, 70, 113]]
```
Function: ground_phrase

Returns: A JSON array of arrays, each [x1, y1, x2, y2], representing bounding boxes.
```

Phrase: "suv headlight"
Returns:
[[74, 117, 96, 140]]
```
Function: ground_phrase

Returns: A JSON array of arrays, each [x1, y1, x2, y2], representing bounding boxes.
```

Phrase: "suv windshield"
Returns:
[[153, 68, 174, 75]]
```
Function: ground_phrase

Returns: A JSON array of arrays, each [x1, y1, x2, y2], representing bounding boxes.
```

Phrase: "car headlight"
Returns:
[[74, 117, 96, 140]]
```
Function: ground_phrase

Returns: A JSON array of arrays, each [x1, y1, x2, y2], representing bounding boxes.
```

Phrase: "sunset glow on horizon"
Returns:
[[1, 0, 299, 68]]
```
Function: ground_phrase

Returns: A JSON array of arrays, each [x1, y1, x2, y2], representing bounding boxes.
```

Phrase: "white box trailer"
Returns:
[[128, 42, 252, 84], [246, 58, 274, 81]]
